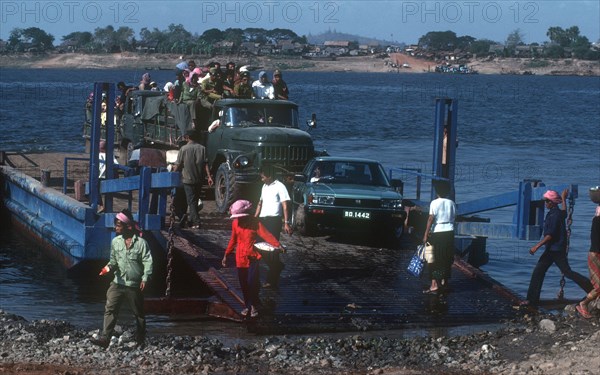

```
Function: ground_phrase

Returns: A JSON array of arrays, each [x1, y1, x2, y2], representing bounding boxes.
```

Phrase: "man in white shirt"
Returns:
[[252, 71, 275, 99], [254, 165, 292, 288]]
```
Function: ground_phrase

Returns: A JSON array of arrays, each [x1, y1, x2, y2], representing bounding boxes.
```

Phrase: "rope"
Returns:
[[165, 191, 177, 298], [557, 192, 575, 300]]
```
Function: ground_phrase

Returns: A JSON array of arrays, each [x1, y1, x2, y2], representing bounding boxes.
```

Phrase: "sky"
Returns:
[[1, 0, 599, 45]]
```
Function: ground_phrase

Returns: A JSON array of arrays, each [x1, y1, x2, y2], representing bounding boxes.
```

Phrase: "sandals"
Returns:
[[576, 304, 592, 319]]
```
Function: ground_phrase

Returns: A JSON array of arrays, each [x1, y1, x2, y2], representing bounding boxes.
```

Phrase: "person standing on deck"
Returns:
[[576, 192, 600, 318], [254, 165, 292, 289], [91, 209, 153, 348], [524, 189, 593, 307], [172, 129, 213, 229], [222, 200, 283, 318], [422, 180, 456, 295], [97, 140, 118, 213]]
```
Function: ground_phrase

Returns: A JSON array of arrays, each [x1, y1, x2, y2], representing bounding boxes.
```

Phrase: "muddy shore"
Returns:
[[1, 52, 598, 76]]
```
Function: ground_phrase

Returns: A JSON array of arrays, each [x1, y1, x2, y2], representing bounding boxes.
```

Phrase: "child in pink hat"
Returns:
[[221, 200, 283, 318]]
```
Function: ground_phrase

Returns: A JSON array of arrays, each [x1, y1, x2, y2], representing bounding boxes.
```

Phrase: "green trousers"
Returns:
[[102, 282, 145, 339]]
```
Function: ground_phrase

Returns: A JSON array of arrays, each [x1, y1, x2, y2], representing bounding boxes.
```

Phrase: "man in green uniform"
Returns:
[[234, 72, 254, 99], [91, 209, 153, 348]]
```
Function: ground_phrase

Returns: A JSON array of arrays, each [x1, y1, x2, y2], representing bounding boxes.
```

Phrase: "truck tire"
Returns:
[[293, 204, 315, 236], [214, 163, 238, 213]]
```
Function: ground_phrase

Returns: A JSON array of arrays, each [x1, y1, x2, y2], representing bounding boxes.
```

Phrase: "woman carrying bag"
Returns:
[[422, 180, 456, 295]]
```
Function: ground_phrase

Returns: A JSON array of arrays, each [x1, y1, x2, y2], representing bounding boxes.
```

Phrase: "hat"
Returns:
[[543, 190, 562, 204], [258, 71, 267, 79], [239, 65, 249, 73], [230, 199, 253, 218], [209, 67, 218, 75], [241, 71, 250, 78], [273, 69, 282, 76]]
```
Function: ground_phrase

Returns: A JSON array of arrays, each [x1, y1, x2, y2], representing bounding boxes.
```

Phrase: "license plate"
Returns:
[[344, 211, 371, 219]]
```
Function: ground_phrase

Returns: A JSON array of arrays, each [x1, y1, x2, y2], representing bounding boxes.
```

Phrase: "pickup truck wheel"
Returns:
[[214, 163, 238, 213], [293, 204, 315, 236]]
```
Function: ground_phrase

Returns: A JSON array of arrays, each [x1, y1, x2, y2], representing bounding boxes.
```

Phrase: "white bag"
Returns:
[[418, 242, 435, 263]]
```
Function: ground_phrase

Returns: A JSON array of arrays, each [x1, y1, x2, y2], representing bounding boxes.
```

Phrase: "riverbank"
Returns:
[[0, 52, 598, 76], [1, 307, 598, 375]]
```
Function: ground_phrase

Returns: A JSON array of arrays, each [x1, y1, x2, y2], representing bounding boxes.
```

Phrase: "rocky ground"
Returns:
[[1, 304, 598, 375], [0, 52, 598, 76]]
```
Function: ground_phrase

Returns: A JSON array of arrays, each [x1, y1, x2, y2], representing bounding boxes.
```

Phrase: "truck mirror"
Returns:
[[307, 113, 317, 129], [294, 174, 307, 182], [391, 178, 404, 194]]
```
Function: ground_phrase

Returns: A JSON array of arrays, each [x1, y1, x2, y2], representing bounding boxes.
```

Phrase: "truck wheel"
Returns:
[[293, 204, 315, 236], [214, 163, 238, 213]]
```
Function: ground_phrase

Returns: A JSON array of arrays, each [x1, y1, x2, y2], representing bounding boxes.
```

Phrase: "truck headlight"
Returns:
[[308, 194, 335, 205], [234, 156, 251, 168], [381, 199, 403, 209]]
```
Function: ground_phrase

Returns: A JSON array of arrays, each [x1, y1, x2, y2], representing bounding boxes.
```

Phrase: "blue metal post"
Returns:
[[104, 83, 116, 213], [88, 82, 116, 212], [88, 84, 102, 211], [138, 167, 152, 229], [431, 98, 457, 201], [515, 181, 532, 239]]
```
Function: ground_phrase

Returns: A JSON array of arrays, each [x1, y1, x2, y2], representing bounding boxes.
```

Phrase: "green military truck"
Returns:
[[84, 92, 318, 213], [206, 99, 317, 213], [83, 90, 190, 158]]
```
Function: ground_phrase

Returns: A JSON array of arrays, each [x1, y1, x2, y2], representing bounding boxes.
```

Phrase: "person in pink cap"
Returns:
[[221, 200, 283, 318], [524, 189, 592, 307], [92, 209, 153, 348]]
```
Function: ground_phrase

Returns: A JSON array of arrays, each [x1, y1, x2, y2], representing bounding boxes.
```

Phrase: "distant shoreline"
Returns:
[[1, 52, 598, 76]]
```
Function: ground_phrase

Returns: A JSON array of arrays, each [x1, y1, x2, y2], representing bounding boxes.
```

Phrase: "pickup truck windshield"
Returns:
[[310, 161, 391, 186], [224, 105, 299, 128]]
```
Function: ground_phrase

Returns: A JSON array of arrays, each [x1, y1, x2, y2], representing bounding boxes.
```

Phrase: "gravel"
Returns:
[[1, 303, 598, 375]]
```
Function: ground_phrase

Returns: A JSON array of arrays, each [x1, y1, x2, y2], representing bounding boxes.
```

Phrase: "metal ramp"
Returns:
[[162, 223, 525, 334], [161, 227, 248, 321]]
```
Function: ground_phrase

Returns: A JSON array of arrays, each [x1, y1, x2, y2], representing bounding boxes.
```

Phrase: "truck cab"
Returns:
[[206, 99, 316, 212]]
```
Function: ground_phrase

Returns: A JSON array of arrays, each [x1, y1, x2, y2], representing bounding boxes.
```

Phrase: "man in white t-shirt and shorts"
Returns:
[[254, 165, 292, 289]]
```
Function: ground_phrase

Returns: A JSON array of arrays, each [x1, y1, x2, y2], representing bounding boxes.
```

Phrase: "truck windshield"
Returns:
[[224, 105, 298, 128]]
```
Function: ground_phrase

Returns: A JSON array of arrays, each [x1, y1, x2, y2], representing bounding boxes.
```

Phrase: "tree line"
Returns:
[[4, 24, 598, 60], [5, 25, 307, 54], [418, 26, 598, 60]]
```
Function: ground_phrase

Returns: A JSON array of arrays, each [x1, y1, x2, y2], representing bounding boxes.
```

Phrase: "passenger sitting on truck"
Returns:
[[234, 72, 254, 99], [139, 73, 151, 90], [252, 71, 275, 99], [200, 68, 223, 109], [222, 70, 236, 98], [272, 69, 289, 100], [226, 61, 237, 82], [179, 71, 200, 129]]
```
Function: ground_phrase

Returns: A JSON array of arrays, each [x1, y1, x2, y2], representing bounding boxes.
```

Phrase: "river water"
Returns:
[[1, 68, 599, 330]]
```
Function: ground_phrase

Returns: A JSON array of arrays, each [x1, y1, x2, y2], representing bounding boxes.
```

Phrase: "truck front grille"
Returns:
[[261, 146, 310, 169]]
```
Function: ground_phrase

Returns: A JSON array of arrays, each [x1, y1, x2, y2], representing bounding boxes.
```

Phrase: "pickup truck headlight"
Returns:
[[381, 199, 403, 209], [308, 194, 335, 205]]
